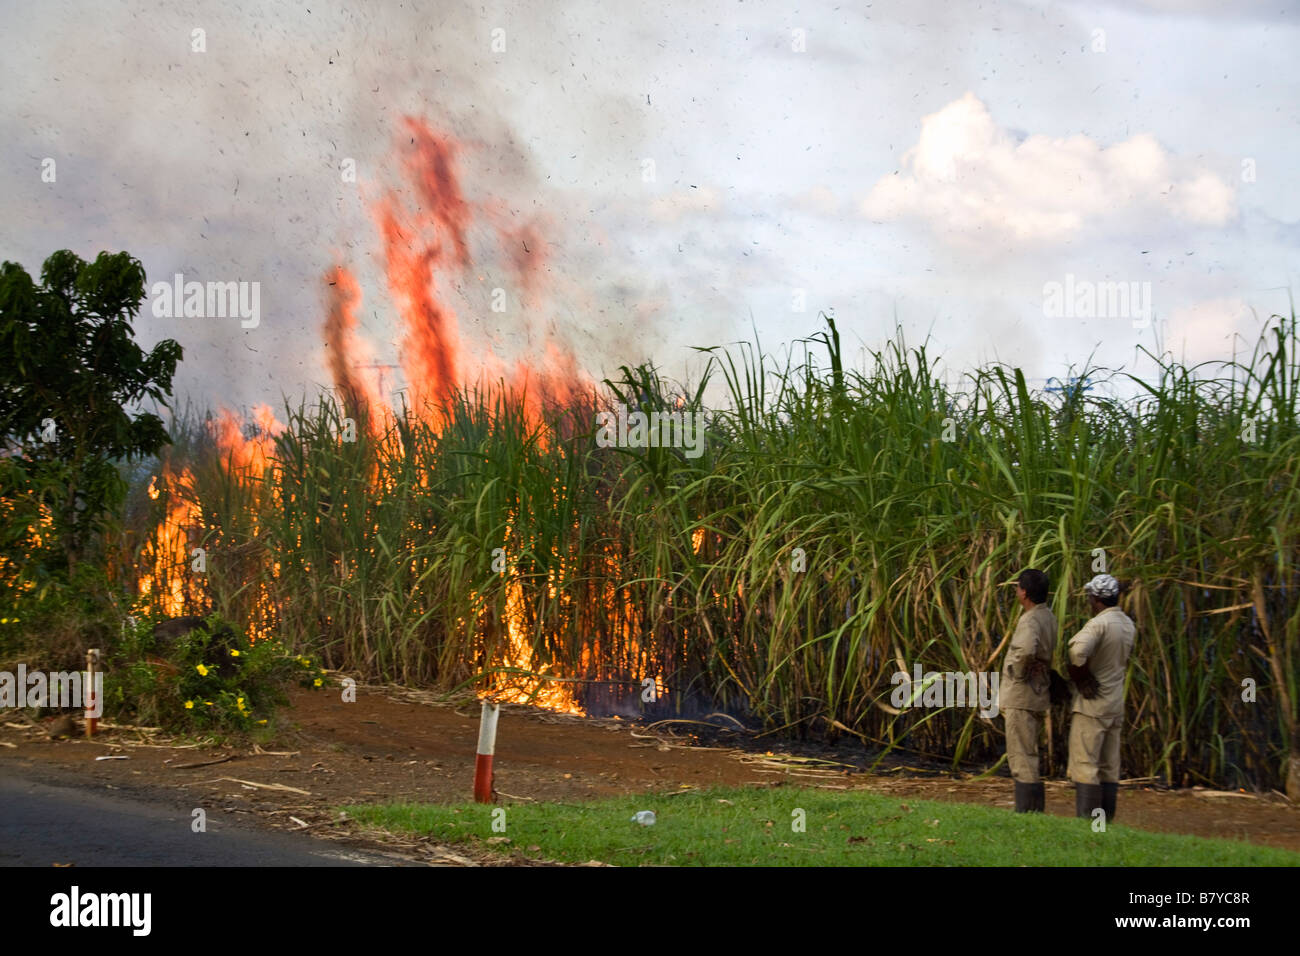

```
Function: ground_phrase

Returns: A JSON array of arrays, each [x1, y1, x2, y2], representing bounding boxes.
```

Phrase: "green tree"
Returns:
[[0, 250, 182, 576]]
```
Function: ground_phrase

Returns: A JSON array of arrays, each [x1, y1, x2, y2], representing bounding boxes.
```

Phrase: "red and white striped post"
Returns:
[[473, 699, 500, 803]]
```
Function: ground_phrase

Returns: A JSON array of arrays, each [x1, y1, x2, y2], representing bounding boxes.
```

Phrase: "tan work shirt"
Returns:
[[999, 602, 1058, 712], [1068, 606, 1136, 719]]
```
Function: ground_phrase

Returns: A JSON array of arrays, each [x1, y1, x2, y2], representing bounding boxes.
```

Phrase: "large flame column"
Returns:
[[473, 700, 500, 803]]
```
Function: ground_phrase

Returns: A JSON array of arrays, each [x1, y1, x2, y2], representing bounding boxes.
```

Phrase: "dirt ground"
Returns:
[[2, 683, 1297, 864]]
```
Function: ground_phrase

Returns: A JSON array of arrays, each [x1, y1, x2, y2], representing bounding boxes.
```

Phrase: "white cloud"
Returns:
[[647, 187, 723, 223], [1075, 0, 1295, 21], [1163, 296, 1258, 367], [862, 92, 1237, 244], [794, 185, 841, 217]]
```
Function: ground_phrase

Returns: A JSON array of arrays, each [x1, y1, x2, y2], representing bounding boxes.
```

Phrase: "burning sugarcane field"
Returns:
[[1, 0, 1298, 930]]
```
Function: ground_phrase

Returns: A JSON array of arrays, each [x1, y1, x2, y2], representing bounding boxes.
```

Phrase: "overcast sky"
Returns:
[[3, 0, 1297, 414]]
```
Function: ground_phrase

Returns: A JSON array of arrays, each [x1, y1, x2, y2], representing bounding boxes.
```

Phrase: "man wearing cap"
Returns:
[[1000, 568, 1057, 813], [1068, 573, 1136, 823]]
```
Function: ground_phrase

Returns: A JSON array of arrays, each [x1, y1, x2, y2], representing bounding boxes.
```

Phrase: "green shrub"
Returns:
[[103, 613, 328, 733]]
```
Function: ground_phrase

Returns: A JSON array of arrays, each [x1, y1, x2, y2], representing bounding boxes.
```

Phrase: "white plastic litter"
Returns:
[[631, 810, 656, 826]]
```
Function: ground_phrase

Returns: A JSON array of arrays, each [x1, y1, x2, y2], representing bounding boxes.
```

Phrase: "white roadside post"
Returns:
[[473, 699, 500, 803], [85, 648, 99, 737]]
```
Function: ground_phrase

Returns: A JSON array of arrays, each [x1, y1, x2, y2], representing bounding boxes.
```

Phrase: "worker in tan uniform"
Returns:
[[1067, 573, 1136, 822], [999, 568, 1057, 812]]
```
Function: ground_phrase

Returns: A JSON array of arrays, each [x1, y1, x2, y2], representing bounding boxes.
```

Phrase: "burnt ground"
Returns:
[[2, 682, 1297, 865]]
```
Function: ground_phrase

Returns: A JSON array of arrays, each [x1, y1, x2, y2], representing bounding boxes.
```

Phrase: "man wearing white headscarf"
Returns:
[[1067, 573, 1136, 823]]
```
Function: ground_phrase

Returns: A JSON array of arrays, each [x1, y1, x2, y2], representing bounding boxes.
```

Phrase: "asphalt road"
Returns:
[[0, 773, 392, 866]]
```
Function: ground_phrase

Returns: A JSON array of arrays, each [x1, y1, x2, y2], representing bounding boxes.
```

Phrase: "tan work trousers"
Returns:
[[1004, 708, 1044, 783], [1068, 712, 1122, 784]]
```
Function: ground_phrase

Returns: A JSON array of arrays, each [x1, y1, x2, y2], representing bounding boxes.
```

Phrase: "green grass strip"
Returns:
[[344, 785, 1300, 867]]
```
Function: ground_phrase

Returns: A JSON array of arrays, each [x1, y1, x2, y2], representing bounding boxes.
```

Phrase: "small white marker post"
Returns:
[[85, 648, 99, 738], [473, 699, 500, 803]]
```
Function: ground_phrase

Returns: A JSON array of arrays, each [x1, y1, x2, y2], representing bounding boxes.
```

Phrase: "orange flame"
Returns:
[[324, 265, 385, 430], [138, 465, 199, 619], [148, 115, 596, 712], [372, 119, 473, 419], [211, 404, 284, 475]]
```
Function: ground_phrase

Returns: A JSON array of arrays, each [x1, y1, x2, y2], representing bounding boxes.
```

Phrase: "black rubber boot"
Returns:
[[1014, 781, 1035, 812], [1075, 783, 1104, 819], [1031, 782, 1046, 813], [1101, 782, 1118, 822]]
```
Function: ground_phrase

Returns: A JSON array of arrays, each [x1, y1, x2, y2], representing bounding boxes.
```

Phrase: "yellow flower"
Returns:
[[184, 700, 194, 709], [256, 719, 267, 726], [313, 678, 323, 687], [229, 649, 240, 657], [196, 663, 209, 676], [204, 700, 214, 706]]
